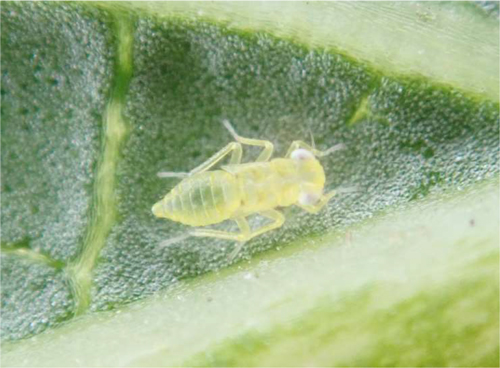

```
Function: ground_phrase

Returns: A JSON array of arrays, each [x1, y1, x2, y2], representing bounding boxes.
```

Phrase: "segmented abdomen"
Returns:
[[160, 171, 241, 226]]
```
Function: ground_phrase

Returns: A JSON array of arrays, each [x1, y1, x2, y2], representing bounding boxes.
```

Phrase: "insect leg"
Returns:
[[191, 209, 284, 243], [222, 120, 274, 162], [298, 187, 359, 214], [157, 172, 189, 179], [246, 209, 285, 240], [285, 140, 345, 158], [159, 233, 191, 247], [297, 190, 337, 214], [158, 142, 243, 180], [190, 142, 243, 174], [228, 217, 251, 260], [190, 216, 250, 242]]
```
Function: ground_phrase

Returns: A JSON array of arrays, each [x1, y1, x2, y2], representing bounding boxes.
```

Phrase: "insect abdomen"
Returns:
[[154, 171, 241, 227]]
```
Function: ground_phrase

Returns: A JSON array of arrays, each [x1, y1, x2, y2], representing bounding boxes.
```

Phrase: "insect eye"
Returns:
[[298, 192, 321, 206], [291, 149, 314, 161]]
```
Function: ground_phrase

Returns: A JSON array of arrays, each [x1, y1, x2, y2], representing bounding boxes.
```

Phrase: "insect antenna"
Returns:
[[306, 123, 347, 157], [222, 119, 240, 141], [322, 143, 346, 156], [336, 186, 361, 194], [307, 125, 316, 150]]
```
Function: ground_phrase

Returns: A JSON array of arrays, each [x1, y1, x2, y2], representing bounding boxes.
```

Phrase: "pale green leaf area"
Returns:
[[1, 1, 499, 367]]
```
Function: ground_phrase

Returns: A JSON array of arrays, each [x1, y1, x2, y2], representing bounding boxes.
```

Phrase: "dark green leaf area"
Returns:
[[0, 2, 114, 261], [348, 78, 500, 204], [0, 254, 75, 342], [90, 17, 499, 311]]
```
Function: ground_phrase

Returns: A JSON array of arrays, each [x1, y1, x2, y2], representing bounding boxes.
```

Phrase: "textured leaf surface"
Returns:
[[1, 2, 498, 366], [1, 1, 115, 340]]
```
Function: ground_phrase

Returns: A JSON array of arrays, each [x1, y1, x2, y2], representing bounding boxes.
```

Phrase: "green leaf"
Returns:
[[1, 2, 498, 366]]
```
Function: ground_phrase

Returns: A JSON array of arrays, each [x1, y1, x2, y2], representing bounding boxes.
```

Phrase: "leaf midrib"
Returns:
[[66, 15, 133, 315]]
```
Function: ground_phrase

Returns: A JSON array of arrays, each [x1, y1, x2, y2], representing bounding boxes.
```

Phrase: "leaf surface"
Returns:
[[1, 2, 498, 366]]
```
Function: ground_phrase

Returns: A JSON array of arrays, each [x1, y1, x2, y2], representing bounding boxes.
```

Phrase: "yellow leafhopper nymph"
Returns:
[[152, 120, 349, 254]]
